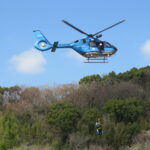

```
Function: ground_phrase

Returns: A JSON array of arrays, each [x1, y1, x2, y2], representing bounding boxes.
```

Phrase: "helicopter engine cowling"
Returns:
[[96, 34, 102, 38]]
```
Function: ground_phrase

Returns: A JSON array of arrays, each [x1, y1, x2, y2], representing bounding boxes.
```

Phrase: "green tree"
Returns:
[[117, 66, 150, 89], [103, 98, 145, 123], [31, 121, 50, 144], [47, 102, 81, 143], [104, 121, 140, 150], [18, 112, 34, 143], [78, 108, 101, 135], [79, 74, 101, 85], [0, 112, 20, 150], [103, 71, 117, 81]]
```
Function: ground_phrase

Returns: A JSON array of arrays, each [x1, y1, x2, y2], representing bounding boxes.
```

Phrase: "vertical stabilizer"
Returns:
[[33, 30, 52, 51]]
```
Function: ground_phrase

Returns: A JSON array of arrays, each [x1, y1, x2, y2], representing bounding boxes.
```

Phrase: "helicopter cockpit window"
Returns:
[[90, 40, 97, 47], [82, 39, 86, 43]]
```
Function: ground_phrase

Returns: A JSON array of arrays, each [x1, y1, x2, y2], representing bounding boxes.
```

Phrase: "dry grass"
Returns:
[[84, 145, 106, 150], [13, 145, 52, 150], [12, 131, 150, 150], [125, 131, 150, 150], [124, 142, 150, 150]]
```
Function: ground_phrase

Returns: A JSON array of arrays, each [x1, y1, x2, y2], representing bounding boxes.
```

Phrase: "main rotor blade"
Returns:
[[62, 20, 89, 36], [93, 19, 125, 36]]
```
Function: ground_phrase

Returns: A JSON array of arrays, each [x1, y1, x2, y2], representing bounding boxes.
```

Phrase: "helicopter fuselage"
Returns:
[[52, 37, 117, 58]]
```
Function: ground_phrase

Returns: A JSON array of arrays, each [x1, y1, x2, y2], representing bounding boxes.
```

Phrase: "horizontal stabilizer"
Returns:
[[51, 41, 59, 52]]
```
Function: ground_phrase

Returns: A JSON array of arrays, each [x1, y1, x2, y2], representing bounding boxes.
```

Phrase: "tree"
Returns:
[[47, 102, 81, 142], [79, 74, 102, 85], [78, 108, 101, 135], [103, 121, 140, 150], [0, 87, 9, 95], [0, 112, 20, 149], [103, 98, 145, 123], [21, 87, 41, 102]]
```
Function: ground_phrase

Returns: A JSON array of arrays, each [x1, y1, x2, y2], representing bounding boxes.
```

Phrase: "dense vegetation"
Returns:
[[0, 66, 150, 150]]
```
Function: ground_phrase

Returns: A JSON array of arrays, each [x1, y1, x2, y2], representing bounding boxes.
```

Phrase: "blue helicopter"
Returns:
[[33, 20, 125, 63]]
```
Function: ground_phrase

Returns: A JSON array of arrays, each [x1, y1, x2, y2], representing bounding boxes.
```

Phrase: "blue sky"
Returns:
[[0, 0, 150, 87]]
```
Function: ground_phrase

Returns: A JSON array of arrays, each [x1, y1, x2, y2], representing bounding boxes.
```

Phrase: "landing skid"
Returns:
[[84, 61, 108, 63], [84, 57, 108, 63]]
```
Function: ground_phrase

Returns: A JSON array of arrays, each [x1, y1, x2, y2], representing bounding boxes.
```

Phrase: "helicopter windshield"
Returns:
[[104, 42, 116, 48]]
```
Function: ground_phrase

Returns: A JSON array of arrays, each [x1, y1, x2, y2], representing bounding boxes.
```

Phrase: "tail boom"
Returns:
[[33, 30, 73, 52]]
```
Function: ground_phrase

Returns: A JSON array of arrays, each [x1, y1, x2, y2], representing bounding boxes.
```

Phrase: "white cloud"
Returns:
[[141, 40, 150, 55], [67, 49, 85, 61], [10, 49, 47, 74]]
